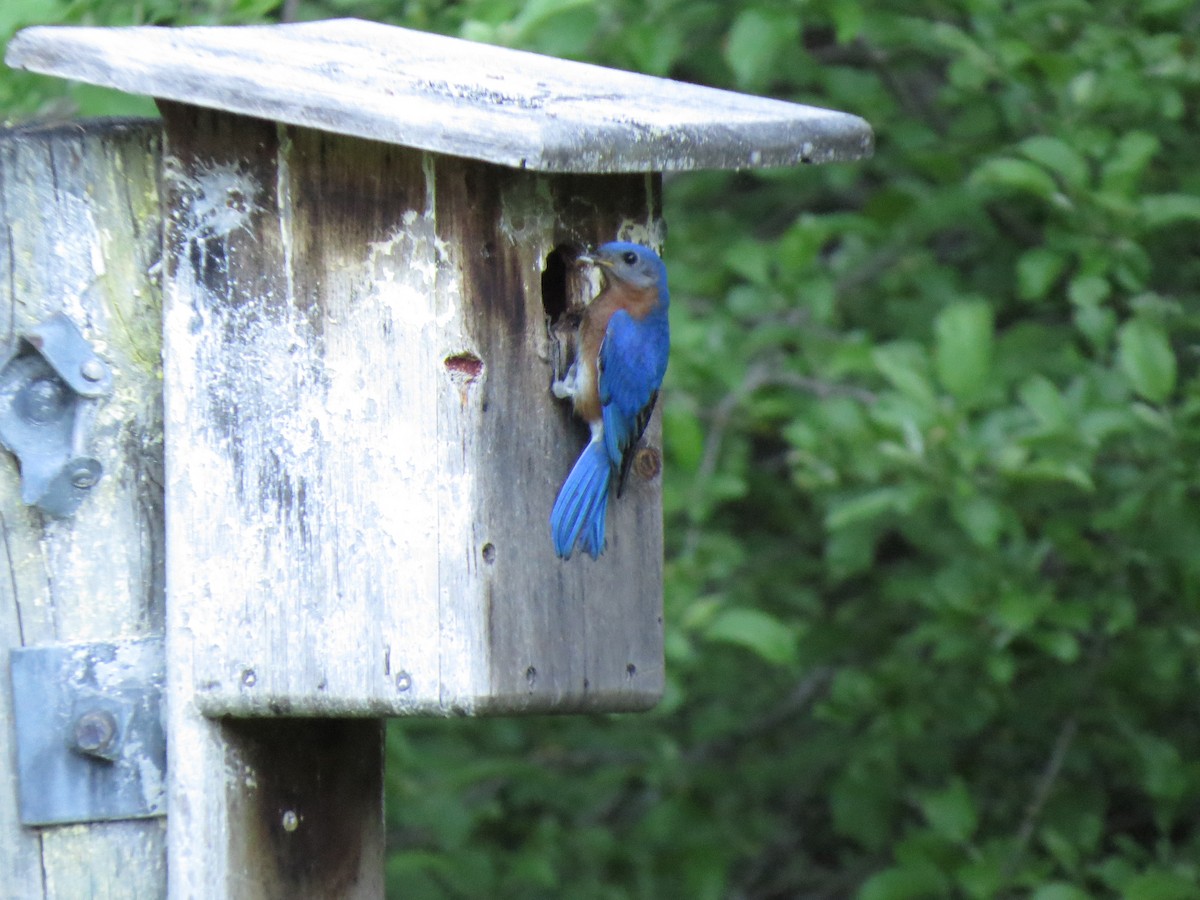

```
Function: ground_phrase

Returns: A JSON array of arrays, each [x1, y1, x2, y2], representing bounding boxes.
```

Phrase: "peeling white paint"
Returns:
[[498, 175, 555, 246], [276, 126, 297, 311], [167, 156, 262, 241]]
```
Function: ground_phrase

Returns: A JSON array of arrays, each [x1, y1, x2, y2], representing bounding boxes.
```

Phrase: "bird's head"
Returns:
[[580, 242, 668, 300]]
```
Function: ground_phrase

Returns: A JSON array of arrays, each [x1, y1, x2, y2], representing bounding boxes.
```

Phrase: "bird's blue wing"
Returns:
[[598, 310, 669, 470]]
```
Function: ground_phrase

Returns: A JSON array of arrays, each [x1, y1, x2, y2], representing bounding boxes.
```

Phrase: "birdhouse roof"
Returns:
[[5, 18, 872, 174]]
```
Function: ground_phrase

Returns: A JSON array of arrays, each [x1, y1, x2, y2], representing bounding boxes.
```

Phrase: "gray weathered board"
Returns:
[[5, 18, 873, 173], [159, 100, 666, 718], [0, 119, 167, 900]]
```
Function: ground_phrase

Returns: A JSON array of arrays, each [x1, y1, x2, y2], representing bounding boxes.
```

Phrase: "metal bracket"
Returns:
[[9, 636, 166, 826], [0, 313, 113, 517]]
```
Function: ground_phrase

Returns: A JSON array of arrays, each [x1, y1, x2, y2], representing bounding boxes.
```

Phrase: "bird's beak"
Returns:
[[576, 252, 613, 270]]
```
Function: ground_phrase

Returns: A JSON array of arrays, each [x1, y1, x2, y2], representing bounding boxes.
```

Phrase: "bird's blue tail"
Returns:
[[551, 440, 612, 559]]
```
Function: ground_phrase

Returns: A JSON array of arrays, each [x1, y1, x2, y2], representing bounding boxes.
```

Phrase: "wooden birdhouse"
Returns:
[[0, 18, 871, 897]]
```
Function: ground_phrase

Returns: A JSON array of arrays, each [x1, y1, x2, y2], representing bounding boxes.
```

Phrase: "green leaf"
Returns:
[[1122, 870, 1200, 900], [1017, 247, 1067, 301], [994, 589, 1044, 633], [724, 238, 773, 285], [1019, 135, 1089, 189], [971, 157, 1060, 200], [0, 0, 50, 34], [934, 300, 994, 402], [1074, 304, 1117, 350], [873, 342, 937, 406], [1068, 274, 1111, 307], [664, 403, 705, 475], [918, 778, 978, 843], [1019, 375, 1069, 429], [1014, 459, 1095, 491], [825, 526, 878, 581], [1037, 630, 1081, 663], [1102, 131, 1161, 193], [510, 0, 596, 36], [621, 23, 684, 75], [1134, 733, 1188, 803], [704, 608, 798, 667], [514, 3, 599, 56], [951, 493, 1005, 548], [1140, 193, 1200, 229], [859, 864, 949, 900], [1117, 318, 1176, 403], [988, 650, 1017, 683], [1079, 408, 1138, 445], [826, 486, 920, 531], [66, 83, 158, 119], [724, 8, 800, 89], [1031, 885, 1094, 900], [830, 0, 865, 43], [830, 764, 894, 851]]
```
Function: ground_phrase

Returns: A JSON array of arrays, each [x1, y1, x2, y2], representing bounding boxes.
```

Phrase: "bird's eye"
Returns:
[[622, 251, 638, 266]]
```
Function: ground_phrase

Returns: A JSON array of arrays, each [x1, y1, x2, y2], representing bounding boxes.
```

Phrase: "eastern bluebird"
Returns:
[[550, 242, 670, 559]]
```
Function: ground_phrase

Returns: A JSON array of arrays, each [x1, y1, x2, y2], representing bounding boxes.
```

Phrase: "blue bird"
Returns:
[[550, 242, 670, 559]]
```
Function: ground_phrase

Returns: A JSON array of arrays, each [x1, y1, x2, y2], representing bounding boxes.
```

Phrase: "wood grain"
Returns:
[[6, 18, 873, 173], [0, 118, 166, 900]]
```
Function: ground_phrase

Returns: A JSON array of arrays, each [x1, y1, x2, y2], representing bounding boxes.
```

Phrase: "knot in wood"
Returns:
[[632, 446, 661, 481]]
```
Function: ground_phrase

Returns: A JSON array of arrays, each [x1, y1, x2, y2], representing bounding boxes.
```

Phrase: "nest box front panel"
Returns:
[[161, 103, 664, 717]]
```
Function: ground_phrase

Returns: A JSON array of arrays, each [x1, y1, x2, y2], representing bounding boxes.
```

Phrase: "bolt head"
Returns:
[[73, 709, 118, 757], [80, 359, 106, 383], [19, 376, 69, 425]]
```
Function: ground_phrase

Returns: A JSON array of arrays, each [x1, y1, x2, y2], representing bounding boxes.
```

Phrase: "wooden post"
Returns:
[[3, 18, 873, 900], [0, 119, 165, 900]]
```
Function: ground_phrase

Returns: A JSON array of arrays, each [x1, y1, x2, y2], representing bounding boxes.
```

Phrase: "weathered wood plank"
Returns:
[[160, 103, 389, 899], [6, 18, 873, 173], [0, 119, 165, 900], [435, 162, 666, 712]]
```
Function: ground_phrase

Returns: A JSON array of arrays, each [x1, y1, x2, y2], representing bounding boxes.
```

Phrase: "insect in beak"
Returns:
[[576, 251, 614, 270]]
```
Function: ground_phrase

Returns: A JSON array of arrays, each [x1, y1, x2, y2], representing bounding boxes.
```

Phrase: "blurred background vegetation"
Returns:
[[5, 1, 1200, 897]]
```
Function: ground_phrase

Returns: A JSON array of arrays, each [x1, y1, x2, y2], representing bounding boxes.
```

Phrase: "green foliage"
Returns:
[[6, 0, 1200, 896], [648, 1, 1200, 894]]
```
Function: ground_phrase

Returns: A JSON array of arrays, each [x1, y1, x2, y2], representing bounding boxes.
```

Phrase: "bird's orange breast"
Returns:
[[572, 282, 660, 424]]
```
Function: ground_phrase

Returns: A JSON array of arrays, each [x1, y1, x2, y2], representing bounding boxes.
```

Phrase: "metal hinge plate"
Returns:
[[9, 636, 166, 826], [0, 312, 113, 517]]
